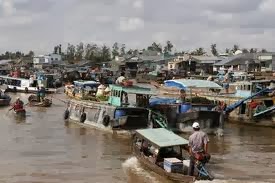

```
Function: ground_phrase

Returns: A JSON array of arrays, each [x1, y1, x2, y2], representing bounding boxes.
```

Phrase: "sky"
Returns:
[[0, 0, 275, 54]]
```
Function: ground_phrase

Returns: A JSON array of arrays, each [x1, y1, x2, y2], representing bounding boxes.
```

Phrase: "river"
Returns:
[[0, 92, 274, 183]]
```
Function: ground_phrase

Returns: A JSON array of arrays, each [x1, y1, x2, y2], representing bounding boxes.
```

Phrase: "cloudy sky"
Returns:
[[0, 0, 275, 54]]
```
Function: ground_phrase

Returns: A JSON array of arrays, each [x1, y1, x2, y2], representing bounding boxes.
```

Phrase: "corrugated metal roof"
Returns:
[[136, 128, 189, 148]]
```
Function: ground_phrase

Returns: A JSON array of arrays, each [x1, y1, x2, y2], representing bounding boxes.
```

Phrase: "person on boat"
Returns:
[[188, 122, 210, 176], [115, 72, 126, 85], [40, 86, 46, 101], [96, 83, 106, 97], [255, 102, 267, 113], [10, 97, 24, 111], [36, 86, 41, 102]]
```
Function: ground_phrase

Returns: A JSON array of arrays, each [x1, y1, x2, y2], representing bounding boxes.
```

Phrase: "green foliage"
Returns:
[[211, 44, 218, 56]]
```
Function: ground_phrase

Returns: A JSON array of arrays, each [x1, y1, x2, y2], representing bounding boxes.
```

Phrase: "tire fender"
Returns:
[[80, 112, 87, 123], [64, 109, 70, 120], [102, 115, 110, 127]]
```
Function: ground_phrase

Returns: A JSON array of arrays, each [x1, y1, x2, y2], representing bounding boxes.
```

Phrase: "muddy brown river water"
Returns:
[[0, 92, 274, 183]]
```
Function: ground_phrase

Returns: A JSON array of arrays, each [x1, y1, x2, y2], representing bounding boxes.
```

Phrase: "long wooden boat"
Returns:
[[28, 95, 52, 107], [64, 84, 168, 137], [133, 128, 199, 182]]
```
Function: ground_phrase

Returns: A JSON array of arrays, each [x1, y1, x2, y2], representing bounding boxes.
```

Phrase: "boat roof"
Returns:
[[109, 84, 156, 95], [73, 80, 100, 85], [164, 79, 222, 90], [0, 75, 29, 81], [135, 128, 189, 148]]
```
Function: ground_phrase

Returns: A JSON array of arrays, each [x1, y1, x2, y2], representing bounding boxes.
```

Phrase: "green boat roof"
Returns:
[[135, 128, 189, 148], [109, 84, 156, 95]]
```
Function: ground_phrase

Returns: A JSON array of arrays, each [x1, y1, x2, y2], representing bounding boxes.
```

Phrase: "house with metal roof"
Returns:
[[214, 52, 275, 72]]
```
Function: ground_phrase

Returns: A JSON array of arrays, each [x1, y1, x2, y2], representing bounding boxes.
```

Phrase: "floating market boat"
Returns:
[[132, 128, 213, 182], [28, 95, 52, 107], [151, 79, 224, 134], [64, 82, 168, 136], [204, 80, 275, 127], [64, 80, 100, 101]]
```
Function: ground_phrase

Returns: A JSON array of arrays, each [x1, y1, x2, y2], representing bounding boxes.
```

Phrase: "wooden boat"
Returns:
[[0, 94, 11, 106], [14, 108, 26, 117], [28, 95, 52, 107], [65, 84, 168, 136], [150, 79, 224, 134], [133, 128, 197, 182]]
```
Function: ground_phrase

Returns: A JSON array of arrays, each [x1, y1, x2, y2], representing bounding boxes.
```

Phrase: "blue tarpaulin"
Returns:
[[164, 79, 222, 90], [149, 97, 177, 106]]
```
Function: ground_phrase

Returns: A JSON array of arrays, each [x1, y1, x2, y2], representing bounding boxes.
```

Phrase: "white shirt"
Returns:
[[96, 84, 106, 97], [116, 76, 125, 84]]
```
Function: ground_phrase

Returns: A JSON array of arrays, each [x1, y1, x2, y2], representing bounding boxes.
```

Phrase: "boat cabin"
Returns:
[[108, 84, 156, 107], [233, 80, 274, 98], [133, 128, 195, 182]]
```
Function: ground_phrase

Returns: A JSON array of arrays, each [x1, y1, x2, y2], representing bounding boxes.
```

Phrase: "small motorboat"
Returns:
[[14, 108, 26, 117], [0, 94, 11, 106], [28, 94, 52, 107]]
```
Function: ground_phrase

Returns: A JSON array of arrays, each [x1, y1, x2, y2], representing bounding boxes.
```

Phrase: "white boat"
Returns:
[[0, 75, 57, 93]]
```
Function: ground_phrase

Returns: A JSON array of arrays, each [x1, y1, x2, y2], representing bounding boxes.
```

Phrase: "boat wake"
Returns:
[[122, 157, 272, 183], [122, 157, 171, 183]]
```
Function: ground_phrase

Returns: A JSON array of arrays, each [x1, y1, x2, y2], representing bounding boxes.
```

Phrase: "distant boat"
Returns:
[[0, 75, 57, 93]]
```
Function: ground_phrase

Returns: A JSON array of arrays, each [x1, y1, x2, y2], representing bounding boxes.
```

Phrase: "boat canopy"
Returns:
[[164, 79, 222, 90], [73, 80, 100, 88], [109, 84, 156, 95], [135, 128, 189, 148]]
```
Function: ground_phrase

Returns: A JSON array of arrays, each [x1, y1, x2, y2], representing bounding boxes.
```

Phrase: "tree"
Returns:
[[147, 42, 162, 52], [101, 45, 111, 62], [232, 44, 239, 53], [75, 42, 84, 60], [249, 48, 257, 53], [164, 41, 173, 54], [191, 47, 205, 56], [112, 42, 119, 59], [54, 46, 58, 54], [261, 49, 268, 53], [242, 48, 249, 53], [58, 44, 62, 54], [85, 43, 98, 61], [225, 48, 230, 53], [27, 50, 34, 57], [210, 44, 218, 56], [66, 43, 76, 61], [120, 44, 126, 56], [126, 49, 134, 55]]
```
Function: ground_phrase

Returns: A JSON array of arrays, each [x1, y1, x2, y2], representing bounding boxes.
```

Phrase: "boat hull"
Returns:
[[14, 109, 26, 117], [5, 85, 57, 94], [65, 100, 153, 136], [133, 146, 195, 183]]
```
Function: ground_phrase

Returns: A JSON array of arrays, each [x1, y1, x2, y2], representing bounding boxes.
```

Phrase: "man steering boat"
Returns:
[[188, 122, 211, 176]]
